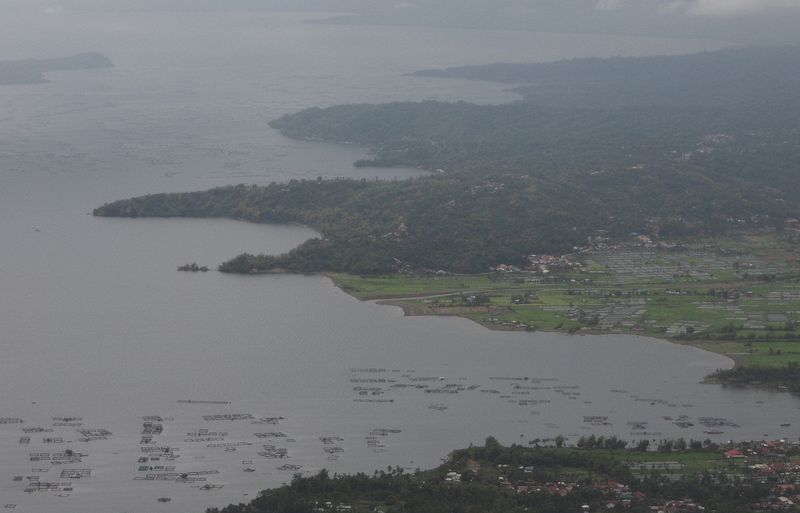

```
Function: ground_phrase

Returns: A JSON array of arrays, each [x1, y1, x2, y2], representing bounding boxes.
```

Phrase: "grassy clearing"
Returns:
[[328, 273, 531, 300]]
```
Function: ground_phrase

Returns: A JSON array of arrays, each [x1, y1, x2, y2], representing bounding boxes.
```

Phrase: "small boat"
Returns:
[[780, 423, 791, 427], [157, 497, 172, 503], [243, 467, 256, 472]]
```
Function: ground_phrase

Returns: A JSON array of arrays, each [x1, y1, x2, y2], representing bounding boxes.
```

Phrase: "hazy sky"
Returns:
[[3, 0, 799, 44]]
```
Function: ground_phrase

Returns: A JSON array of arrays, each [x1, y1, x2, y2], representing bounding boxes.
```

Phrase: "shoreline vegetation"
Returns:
[[93, 45, 800, 394], [206, 438, 800, 513]]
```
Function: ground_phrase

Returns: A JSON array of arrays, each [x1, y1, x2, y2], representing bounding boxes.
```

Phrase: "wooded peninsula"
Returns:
[[95, 46, 800, 275], [94, 45, 800, 392]]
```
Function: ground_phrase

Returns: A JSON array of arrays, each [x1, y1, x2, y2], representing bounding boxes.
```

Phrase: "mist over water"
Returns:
[[1, 9, 795, 513]]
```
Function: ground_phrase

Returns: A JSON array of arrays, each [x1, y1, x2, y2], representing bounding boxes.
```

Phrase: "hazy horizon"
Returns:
[[1, 0, 799, 54]]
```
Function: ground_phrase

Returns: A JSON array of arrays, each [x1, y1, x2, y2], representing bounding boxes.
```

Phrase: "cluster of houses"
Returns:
[[502, 477, 645, 509], [526, 254, 582, 274], [584, 236, 621, 252], [445, 466, 703, 512], [441, 440, 800, 513], [312, 502, 353, 512], [723, 440, 800, 511], [786, 219, 800, 240], [470, 179, 506, 195], [628, 235, 683, 250], [491, 236, 693, 277], [658, 499, 707, 512], [491, 255, 583, 275]]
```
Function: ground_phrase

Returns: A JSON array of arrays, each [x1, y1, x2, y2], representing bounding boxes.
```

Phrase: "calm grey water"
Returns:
[[1, 10, 795, 513]]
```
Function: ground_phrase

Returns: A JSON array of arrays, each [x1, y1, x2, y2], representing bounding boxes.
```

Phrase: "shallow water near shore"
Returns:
[[1, 9, 796, 513]]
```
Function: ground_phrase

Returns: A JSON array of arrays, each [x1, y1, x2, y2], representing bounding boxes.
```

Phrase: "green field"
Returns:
[[329, 237, 800, 379], [327, 273, 533, 300]]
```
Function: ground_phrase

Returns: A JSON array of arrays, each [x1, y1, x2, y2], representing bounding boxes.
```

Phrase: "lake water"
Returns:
[[0, 9, 796, 513]]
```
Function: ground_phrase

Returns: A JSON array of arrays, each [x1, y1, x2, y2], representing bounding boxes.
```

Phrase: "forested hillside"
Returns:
[[95, 46, 800, 274]]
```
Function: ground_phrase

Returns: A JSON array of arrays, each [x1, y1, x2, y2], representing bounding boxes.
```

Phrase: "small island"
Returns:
[[0, 52, 114, 85], [177, 262, 209, 272]]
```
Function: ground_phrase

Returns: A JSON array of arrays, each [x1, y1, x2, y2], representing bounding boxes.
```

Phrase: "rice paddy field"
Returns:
[[331, 235, 800, 370]]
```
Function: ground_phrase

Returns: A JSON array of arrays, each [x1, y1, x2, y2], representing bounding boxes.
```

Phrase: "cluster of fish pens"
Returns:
[[3, 367, 792, 509], [133, 412, 302, 495], [345, 367, 762, 444], [5, 416, 94, 507], [2, 396, 416, 511], [0, 411, 257, 505]]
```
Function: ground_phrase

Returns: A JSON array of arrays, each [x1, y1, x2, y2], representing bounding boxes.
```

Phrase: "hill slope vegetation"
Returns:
[[95, 46, 800, 274]]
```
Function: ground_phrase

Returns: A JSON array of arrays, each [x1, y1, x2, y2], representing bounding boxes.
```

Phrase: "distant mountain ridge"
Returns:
[[0, 52, 114, 85], [413, 46, 800, 82], [413, 45, 800, 108]]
